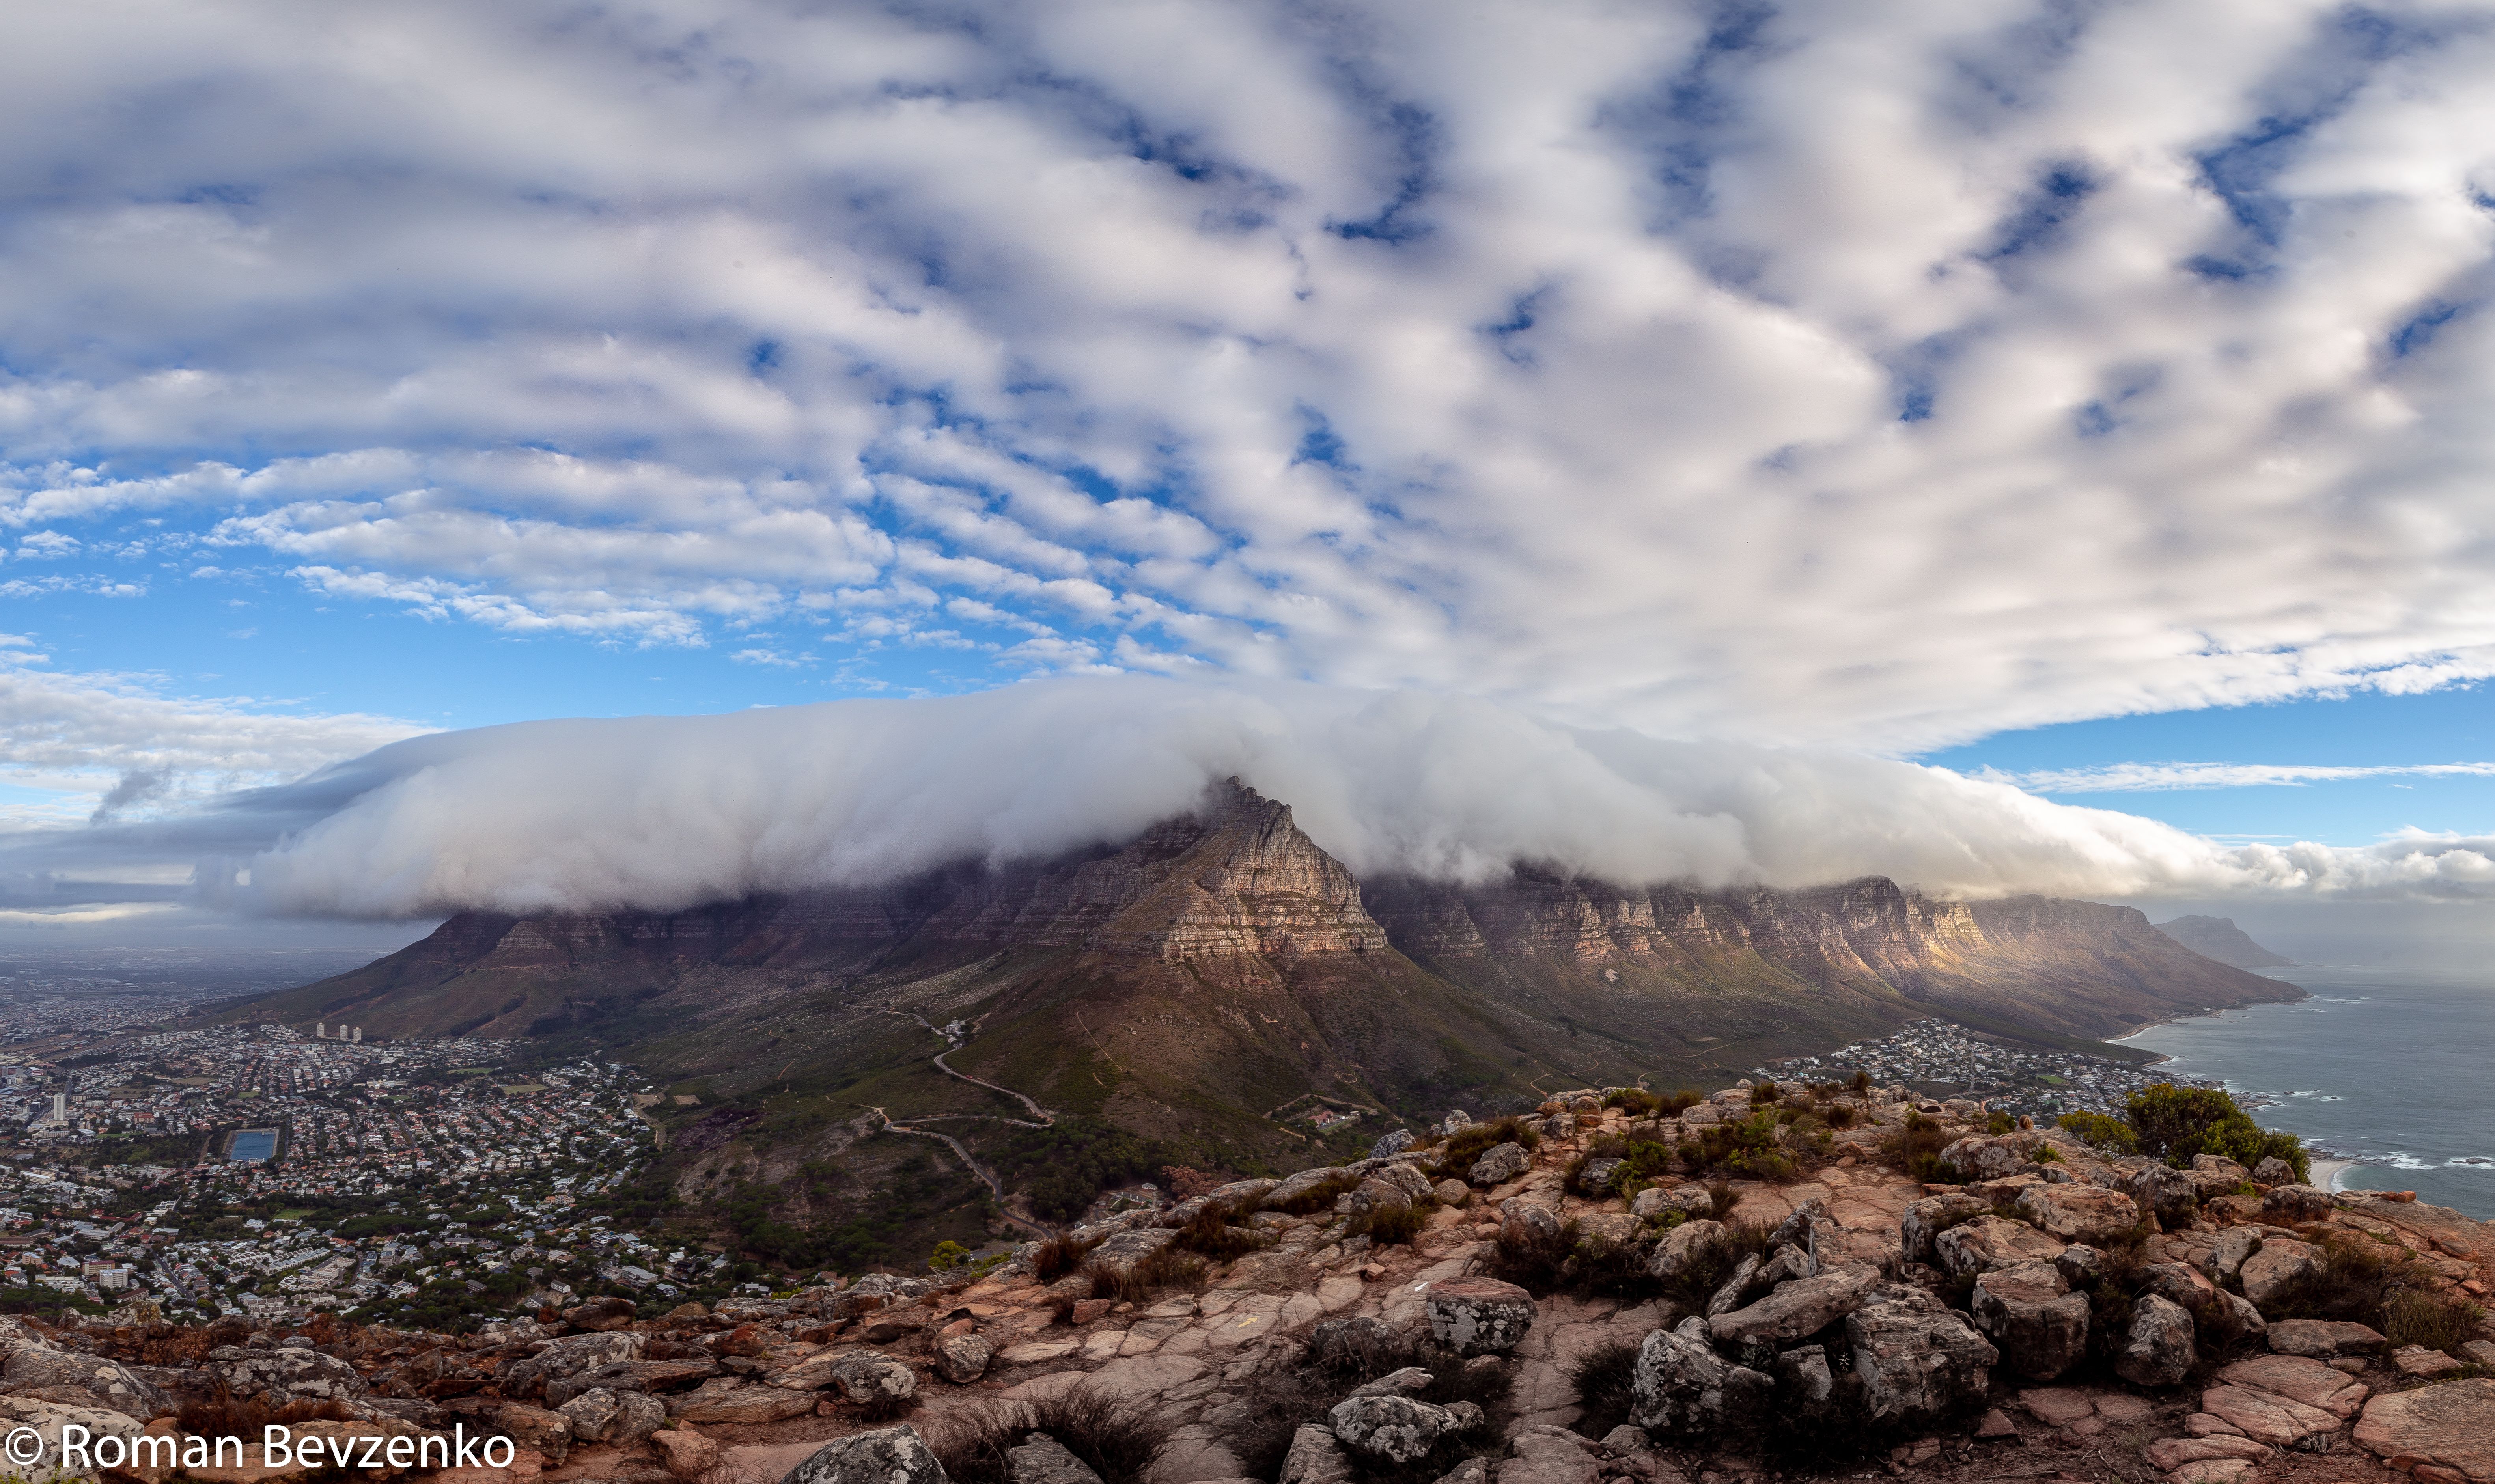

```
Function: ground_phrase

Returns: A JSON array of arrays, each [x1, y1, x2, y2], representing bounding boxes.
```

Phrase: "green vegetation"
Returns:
[[2122, 1083, 2309, 1181], [991, 1117, 1174, 1225], [1882, 1110, 1956, 1183], [2054, 1110, 2135, 1154]]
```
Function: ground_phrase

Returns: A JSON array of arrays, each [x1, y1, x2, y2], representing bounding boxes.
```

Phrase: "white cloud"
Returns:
[[201, 676, 2495, 921], [0, 2, 2493, 746], [2002, 761, 2495, 792]]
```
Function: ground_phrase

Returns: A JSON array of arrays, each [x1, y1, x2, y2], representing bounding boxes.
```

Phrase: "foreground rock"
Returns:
[[1425, 1276, 1537, 1355], [784, 1424, 950, 1484], [1847, 1289, 1999, 1425], [1970, 1260, 2090, 1381], [2355, 1377, 2495, 1483]]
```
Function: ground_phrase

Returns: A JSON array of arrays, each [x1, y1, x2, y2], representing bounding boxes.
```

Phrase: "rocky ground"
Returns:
[[3, 1081, 2491, 1484]]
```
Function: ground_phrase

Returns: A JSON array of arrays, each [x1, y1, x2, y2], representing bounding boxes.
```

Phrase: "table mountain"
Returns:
[[213, 778, 2299, 1221]]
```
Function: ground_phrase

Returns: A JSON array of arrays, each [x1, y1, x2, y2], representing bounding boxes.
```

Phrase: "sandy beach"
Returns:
[[2308, 1157, 2354, 1192]]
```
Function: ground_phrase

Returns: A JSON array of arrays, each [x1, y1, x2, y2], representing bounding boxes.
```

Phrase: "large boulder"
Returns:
[[551, 1357, 718, 1406], [2015, 1184, 2141, 1244], [2112, 1157, 2197, 1222], [1469, 1142, 1530, 1188], [1279, 1425, 1353, 1484], [2253, 1156, 2299, 1186], [1086, 1227, 1177, 1277], [784, 1425, 952, 1484], [2204, 1227, 2262, 1285], [2239, 1237, 2320, 1308], [1702, 1254, 1766, 1319], [1267, 1167, 1351, 1209], [1935, 1132, 2047, 1181], [1370, 1130, 1416, 1160], [208, 1344, 369, 1403], [0, 1347, 168, 1418], [1969, 1260, 2090, 1381], [2354, 1377, 2495, 1482], [1933, 1216, 2064, 1276], [1629, 1326, 1773, 1437], [2114, 1294, 2197, 1388], [666, 1378, 819, 1423], [1424, 1277, 1537, 1355], [935, 1334, 992, 1385], [830, 1352, 920, 1405], [1645, 1220, 1727, 1282], [494, 1403, 575, 1467], [2263, 1185, 2335, 1223], [1631, 1186, 1717, 1221], [1846, 1289, 1999, 1426], [1707, 1263, 1881, 1349], [503, 1331, 648, 1399], [558, 1388, 666, 1448], [1329, 1395, 1463, 1463], [0, 1395, 150, 1484], [1353, 1162, 1437, 1213], [1900, 1192, 1993, 1266]]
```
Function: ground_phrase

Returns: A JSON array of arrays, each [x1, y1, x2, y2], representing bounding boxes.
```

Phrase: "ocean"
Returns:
[[2116, 964, 2495, 1220]]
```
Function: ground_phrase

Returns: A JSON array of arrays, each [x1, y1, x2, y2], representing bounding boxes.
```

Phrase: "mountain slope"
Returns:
[[2154, 914, 2294, 969], [215, 778, 2303, 1176]]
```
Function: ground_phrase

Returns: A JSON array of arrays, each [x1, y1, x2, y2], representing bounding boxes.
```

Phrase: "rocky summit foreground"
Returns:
[[7, 1081, 2492, 1484]]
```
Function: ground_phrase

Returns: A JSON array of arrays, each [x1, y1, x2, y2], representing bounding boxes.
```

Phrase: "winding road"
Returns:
[[864, 1008, 1061, 1237]]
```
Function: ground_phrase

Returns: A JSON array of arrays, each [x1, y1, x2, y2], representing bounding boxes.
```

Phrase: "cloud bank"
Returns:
[[202, 678, 2495, 919], [7, 2, 2495, 748]]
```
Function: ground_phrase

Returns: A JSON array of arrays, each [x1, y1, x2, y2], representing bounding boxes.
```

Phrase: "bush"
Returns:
[[1269, 1170, 1361, 1217], [1604, 1088, 1664, 1116], [1084, 1245, 1206, 1305], [1748, 1082, 1779, 1106], [1652, 1221, 1776, 1305], [1822, 1103, 1856, 1129], [1172, 1204, 1268, 1262], [1347, 1202, 1430, 1246], [2055, 1111, 2135, 1154], [1683, 1111, 1799, 1182], [930, 1388, 1177, 1484], [2386, 1290, 2486, 1355], [1029, 1234, 1102, 1283], [1569, 1339, 1641, 1437], [2258, 1232, 2413, 1325], [2122, 1084, 2309, 1182], [1430, 1117, 1541, 1177], [1985, 1111, 2016, 1135], [1882, 1111, 1958, 1183]]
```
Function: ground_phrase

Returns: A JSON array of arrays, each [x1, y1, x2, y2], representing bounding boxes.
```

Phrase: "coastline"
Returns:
[[2307, 1157, 2353, 1193], [2103, 969, 2313, 1047]]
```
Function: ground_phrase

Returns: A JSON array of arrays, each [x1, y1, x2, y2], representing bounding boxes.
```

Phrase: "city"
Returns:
[[1761, 1017, 2216, 1121], [0, 1009, 723, 1331]]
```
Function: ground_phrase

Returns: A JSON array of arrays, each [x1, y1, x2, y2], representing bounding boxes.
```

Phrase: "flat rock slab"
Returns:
[[2201, 1385, 2346, 1447], [2216, 1354, 2370, 1418], [2018, 1388, 2098, 1426], [2356, 1378, 2495, 1482], [2269, 1319, 2388, 1357]]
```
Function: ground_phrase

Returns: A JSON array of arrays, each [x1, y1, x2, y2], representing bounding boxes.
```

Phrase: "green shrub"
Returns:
[[1984, 1111, 2016, 1135], [1604, 1088, 1664, 1116], [2122, 1084, 2309, 1181], [2055, 1111, 2136, 1154], [1682, 1111, 1799, 1182], [1748, 1082, 1779, 1107]]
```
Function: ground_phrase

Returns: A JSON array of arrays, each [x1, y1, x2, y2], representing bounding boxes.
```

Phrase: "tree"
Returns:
[[2122, 1083, 2308, 1182]]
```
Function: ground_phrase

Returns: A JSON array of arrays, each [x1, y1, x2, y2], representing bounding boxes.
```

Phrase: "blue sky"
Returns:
[[11, 0, 2495, 939], [1929, 687, 2495, 847]]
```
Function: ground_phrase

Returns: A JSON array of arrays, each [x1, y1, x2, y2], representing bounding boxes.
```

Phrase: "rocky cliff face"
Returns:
[[220, 779, 2299, 1114]]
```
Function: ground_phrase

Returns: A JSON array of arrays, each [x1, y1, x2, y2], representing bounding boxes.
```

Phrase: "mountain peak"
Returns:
[[2155, 914, 2293, 969]]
